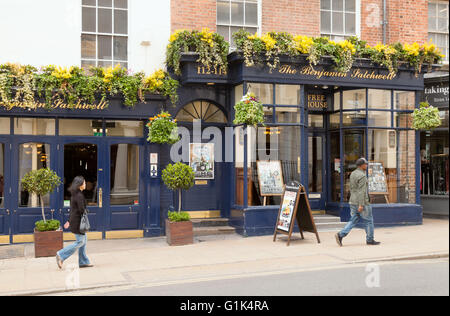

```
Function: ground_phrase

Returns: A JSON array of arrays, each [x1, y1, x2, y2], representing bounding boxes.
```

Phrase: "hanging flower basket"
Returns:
[[146, 111, 179, 144], [411, 102, 442, 130], [233, 92, 265, 126]]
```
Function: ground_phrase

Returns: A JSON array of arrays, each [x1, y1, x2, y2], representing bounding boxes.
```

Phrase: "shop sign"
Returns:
[[278, 65, 397, 81], [307, 93, 328, 111], [0, 99, 108, 111], [189, 143, 214, 180], [424, 82, 449, 108], [197, 66, 227, 76]]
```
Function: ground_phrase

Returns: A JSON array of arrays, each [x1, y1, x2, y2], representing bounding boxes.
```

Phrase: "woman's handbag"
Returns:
[[79, 209, 90, 233]]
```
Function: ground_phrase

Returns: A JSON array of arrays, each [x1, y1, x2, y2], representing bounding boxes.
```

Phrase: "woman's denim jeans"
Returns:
[[338, 205, 375, 242], [57, 234, 90, 266]]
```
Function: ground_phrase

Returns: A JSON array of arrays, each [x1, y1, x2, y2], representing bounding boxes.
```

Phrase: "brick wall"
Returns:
[[171, 0, 216, 32], [261, 0, 320, 36], [361, 0, 384, 46], [398, 130, 417, 204], [170, 0, 429, 45], [386, 0, 429, 45]]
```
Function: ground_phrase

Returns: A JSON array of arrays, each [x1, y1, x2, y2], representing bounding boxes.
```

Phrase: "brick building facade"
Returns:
[[171, 0, 433, 46]]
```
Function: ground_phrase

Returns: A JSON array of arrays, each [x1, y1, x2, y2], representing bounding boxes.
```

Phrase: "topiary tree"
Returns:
[[161, 162, 194, 213], [21, 168, 62, 224]]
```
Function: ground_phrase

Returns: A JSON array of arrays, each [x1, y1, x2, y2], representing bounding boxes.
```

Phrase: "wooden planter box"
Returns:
[[34, 229, 63, 258], [165, 219, 193, 246]]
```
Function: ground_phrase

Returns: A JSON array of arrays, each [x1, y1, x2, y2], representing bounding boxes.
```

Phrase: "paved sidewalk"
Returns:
[[0, 219, 448, 296]]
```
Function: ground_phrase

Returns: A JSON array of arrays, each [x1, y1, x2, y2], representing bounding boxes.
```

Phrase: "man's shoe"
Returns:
[[56, 254, 63, 269], [335, 233, 343, 247], [79, 264, 94, 268], [367, 240, 381, 245]]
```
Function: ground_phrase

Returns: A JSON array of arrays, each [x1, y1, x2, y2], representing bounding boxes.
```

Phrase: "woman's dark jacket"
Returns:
[[69, 189, 86, 235]]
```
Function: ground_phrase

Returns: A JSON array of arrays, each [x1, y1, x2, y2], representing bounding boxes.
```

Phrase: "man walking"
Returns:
[[335, 158, 380, 246]]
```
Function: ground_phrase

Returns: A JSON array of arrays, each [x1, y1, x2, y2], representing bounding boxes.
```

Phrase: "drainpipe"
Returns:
[[382, 0, 387, 44]]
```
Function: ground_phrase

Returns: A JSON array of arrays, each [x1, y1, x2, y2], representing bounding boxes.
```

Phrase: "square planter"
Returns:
[[34, 229, 63, 258], [165, 219, 193, 246]]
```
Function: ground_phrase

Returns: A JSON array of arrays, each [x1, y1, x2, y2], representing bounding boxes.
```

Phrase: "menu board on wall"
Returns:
[[368, 162, 388, 193], [256, 160, 284, 196]]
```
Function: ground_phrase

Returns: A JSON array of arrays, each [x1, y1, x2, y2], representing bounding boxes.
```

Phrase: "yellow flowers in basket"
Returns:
[[51, 66, 73, 80]]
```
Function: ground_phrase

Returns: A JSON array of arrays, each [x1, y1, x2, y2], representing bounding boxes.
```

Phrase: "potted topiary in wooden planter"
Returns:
[[21, 168, 62, 257], [162, 162, 195, 246], [165, 211, 193, 246]]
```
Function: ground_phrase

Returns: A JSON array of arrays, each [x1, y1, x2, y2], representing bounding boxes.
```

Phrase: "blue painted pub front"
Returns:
[[0, 53, 431, 242]]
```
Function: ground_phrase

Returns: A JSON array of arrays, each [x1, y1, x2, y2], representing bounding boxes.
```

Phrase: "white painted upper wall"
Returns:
[[0, 0, 82, 67], [128, 0, 171, 74], [0, 0, 170, 74]]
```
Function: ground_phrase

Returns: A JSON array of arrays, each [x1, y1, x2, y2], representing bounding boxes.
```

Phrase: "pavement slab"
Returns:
[[0, 218, 448, 296]]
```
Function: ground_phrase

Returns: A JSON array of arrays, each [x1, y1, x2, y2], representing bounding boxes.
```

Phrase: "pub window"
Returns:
[[320, 0, 360, 41], [420, 130, 449, 196], [235, 126, 302, 206], [0, 117, 10, 134], [398, 130, 417, 203], [246, 83, 273, 104], [234, 83, 302, 207], [368, 129, 398, 203], [81, 0, 128, 70], [18, 143, 51, 207], [14, 118, 55, 136], [110, 144, 139, 205], [342, 89, 365, 109], [217, 0, 260, 48], [309, 114, 324, 128], [428, 1, 449, 62], [59, 119, 104, 136], [394, 90, 415, 128], [175, 101, 227, 123], [106, 120, 144, 137], [275, 85, 300, 105], [343, 129, 365, 202], [0, 143, 4, 208]]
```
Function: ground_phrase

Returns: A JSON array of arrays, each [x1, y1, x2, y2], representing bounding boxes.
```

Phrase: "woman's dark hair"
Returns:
[[68, 176, 85, 195]]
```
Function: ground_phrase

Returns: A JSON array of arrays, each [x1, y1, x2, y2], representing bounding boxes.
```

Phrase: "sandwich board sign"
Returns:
[[273, 182, 321, 246]]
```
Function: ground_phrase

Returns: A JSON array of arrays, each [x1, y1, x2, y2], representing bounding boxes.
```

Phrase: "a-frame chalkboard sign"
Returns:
[[273, 182, 321, 246]]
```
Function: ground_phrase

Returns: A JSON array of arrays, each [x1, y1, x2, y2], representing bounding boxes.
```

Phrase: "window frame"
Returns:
[[216, 0, 262, 49], [329, 88, 419, 205], [320, 0, 361, 41], [428, 1, 449, 63], [81, 0, 128, 69]]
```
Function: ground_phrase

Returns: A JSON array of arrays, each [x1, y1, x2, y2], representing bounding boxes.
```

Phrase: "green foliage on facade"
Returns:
[[233, 92, 265, 126], [146, 111, 179, 144], [166, 28, 230, 76], [231, 30, 444, 75], [0, 63, 179, 110], [412, 101, 442, 130]]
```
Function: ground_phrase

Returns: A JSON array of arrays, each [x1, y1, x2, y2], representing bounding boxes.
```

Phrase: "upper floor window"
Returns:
[[81, 0, 128, 69], [428, 1, 449, 62], [217, 0, 259, 48], [320, 0, 359, 41]]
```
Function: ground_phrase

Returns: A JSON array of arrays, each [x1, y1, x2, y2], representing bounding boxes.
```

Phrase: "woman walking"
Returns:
[[56, 176, 93, 269]]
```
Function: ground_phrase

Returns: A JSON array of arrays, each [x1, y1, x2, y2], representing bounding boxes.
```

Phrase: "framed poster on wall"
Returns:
[[189, 143, 214, 179], [256, 160, 284, 196]]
